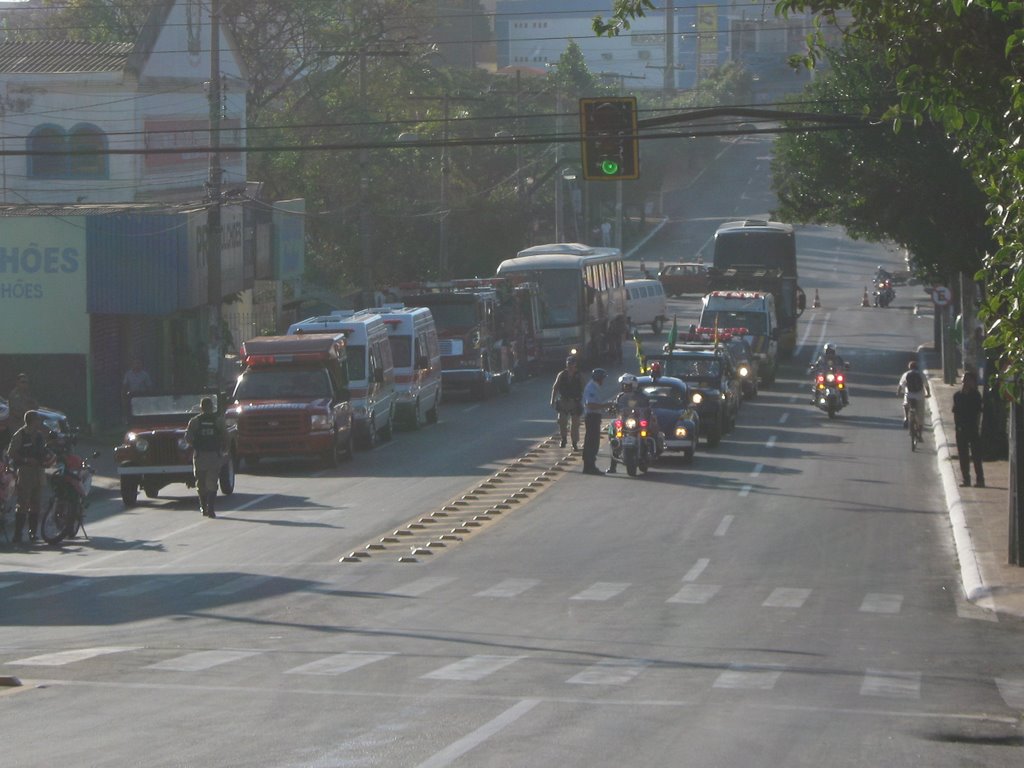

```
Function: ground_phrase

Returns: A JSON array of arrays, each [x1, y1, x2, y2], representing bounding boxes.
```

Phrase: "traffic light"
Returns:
[[579, 96, 639, 181]]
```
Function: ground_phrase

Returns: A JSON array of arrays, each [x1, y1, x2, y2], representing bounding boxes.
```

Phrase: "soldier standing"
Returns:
[[185, 397, 228, 518]]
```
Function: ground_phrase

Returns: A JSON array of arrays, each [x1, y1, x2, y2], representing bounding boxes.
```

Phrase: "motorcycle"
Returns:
[[39, 430, 98, 546], [810, 365, 848, 419], [873, 278, 895, 307], [0, 454, 16, 542], [608, 408, 661, 476]]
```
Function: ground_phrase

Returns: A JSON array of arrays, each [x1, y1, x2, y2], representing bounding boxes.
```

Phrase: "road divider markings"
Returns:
[[6, 646, 141, 667], [766, 436, 777, 448], [682, 558, 709, 582], [12, 577, 93, 599], [667, 584, 720, 604], [739, 485, 751, 497], [762, 588, 811, 608], [421, 654, 524, 681], [859, 593, 903, 614], [385, 576, 456, 597], [861, 669, 921, 699], [714, 516, 733, 536], [778, 413, 789, 424], [568, 659, 649, 685], [714, 664, 785, 690], [474, 578, 539, 598], [750, 463, 764, 477], [570, 582, 631, 601], [147, 650, 261, 672], [340, 435, 574, 564], [285, 652, 396, 676], [414, 699, 540, 768]]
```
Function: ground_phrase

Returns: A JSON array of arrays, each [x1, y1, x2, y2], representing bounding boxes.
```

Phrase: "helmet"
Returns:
[[908, 360, 918, 370], [565, 355, 578, 367], [591, 368, 607, 382], [619, 373, 638, 392], [649, 361, 662, 380], [824, 343, 836, 356]]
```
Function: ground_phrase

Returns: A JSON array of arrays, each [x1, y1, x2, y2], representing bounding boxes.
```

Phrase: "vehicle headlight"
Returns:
[[675, 426, 688, 438], [177, 437, 190, 451], [133, 436, 149, 452], [721, 391, 727, 400], [826, 373, 836, 383], [624, 417, 638, 430], [310, 413, 332, 430], [691, 392, 704, 404], [738, 366, 749, 378]]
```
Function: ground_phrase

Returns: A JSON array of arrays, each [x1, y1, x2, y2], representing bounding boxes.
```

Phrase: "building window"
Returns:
[[27, 123, 109, 179]]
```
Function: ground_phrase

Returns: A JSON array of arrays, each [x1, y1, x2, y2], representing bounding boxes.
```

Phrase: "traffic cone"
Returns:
[[813, 289, 821, 309], [861, 286, 871, 307]]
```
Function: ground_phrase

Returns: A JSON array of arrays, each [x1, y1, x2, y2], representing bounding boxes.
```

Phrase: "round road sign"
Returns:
[[932, 285, 952, 307]]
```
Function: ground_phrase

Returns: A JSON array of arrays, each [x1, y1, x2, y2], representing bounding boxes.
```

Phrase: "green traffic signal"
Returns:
[[579, 96, 639, 181], [601, 159, 620, 175]]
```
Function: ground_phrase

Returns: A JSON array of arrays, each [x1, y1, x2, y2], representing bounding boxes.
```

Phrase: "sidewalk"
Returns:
[[926, 361, 1024, 620]]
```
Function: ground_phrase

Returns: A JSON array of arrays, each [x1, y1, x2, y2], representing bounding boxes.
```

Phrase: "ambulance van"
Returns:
[[287, 310, 396, 447], [376, 305, 443, 428]]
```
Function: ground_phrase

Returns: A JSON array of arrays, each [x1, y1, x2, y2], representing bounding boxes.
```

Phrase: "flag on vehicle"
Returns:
[[666, 314, 678, 349], [633, 329, 646, 373]]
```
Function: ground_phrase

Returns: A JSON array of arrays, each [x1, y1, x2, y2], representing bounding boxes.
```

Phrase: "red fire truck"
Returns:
[[396, 279, 540, 398]]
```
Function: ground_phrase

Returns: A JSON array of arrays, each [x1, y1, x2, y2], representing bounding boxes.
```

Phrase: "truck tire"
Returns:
[[219, 454, 236, 495], [120, 477, 138, 507]]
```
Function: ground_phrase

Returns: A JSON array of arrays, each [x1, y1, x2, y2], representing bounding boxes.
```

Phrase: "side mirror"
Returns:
[[798, 293, 807, 311]]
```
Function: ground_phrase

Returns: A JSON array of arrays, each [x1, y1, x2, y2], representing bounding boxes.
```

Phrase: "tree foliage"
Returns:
[[771, 38, 992, 279], [777, 0, 1024, 389]]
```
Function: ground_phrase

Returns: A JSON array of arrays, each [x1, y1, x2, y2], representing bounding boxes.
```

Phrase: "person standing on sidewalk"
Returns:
[[581, 368, 611, 475], [550, 356, 584, 450], [953, 370, 985, 488]]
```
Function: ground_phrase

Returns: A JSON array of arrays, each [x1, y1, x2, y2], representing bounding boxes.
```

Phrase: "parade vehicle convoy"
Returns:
[[288, 310, 396, 447], [227, 334, 355, 468], [115, 391, 237, 507], [645, 346, 740, 447], [638, 375, 700, 462], [375, 304, 443, 428]]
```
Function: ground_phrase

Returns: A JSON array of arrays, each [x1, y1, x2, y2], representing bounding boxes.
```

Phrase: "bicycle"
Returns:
[[908, 399, 924, 451]]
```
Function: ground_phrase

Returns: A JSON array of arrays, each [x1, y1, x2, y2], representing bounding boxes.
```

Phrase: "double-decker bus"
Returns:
[[496, 243, 626, 367]]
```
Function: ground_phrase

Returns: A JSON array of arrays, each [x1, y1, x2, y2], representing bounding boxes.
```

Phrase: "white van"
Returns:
[[287, 310, 396, 447], [625, 278, 669, 334], [376, 305, 442, 428], [697, 290, 779, 384]]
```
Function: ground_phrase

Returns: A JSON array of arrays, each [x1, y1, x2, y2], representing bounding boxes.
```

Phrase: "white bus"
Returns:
[[496, 243, 626, 367]]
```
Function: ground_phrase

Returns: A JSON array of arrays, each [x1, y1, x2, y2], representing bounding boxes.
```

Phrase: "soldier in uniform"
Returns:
[[7, 411, 52, 544], [185, 397, 228, 518]]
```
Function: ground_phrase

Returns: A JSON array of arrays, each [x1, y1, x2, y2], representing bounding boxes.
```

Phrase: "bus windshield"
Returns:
[[536, 269, 582, 328], [713, 230, 796, 276]]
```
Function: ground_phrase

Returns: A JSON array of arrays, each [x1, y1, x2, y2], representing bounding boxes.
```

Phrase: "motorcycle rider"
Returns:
[[607, 373, 661, 474], [185, 397, 228, 518], [550, 355, 584, 450], [809, 343, 849, 405], [897, 359, 931, 431], [7, 410, 52, 544]]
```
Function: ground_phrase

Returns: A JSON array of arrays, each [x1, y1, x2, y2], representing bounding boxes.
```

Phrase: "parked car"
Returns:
[[115, 391, 237, 507], [658, 262, 710, 297], [639, 375, 700, 462]]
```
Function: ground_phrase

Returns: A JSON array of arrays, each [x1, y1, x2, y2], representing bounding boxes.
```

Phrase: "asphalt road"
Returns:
[[1, 135, 1021, 768]]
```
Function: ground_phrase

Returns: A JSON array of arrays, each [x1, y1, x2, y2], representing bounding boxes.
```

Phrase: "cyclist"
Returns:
[[897, 359, 930, 432]]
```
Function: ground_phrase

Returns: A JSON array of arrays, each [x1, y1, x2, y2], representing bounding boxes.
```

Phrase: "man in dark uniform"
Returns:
[[953, 370, 985, 487], [550, 356, 584, 449], [7, 411, 52, 544], [185, 397, 228, 517]]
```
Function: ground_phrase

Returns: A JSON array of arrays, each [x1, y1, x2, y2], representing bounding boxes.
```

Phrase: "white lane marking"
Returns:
[[682, 558, 709, 582], [738, 484, 752, 497], [714, 665, 785, 690], [778, 413, 789, 425], [570, 582, 630, 601], [996, 678, 1024, 709], [100, 575, 193, 598], [762, 588, 811, 608], [7, 646, 141, 667], [859, 593, 903, 614], [414, 699, 540, 768], [12, 577, 93, 599], [766, 436, 777, 449], [147, 650, 261, 672], [861, 669, 921, 699], [421, 655, 525, 681], [464, 405, 481, 412], [0, 581, 18, 591], [750, 463, 764, 477], [234, 493, 274, 511], [568, 659, 649, 685], [714, 516, 733, 537], [474, 579, 539, 598], [285, 652, 396, 676], [386, 576, 456, 597], [196, 574, 273, 597], [666, 584, 720, 604]]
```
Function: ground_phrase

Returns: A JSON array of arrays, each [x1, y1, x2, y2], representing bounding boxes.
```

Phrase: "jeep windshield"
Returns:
[[130, 394, 216, 418], [233, 367, 333, 400], [659, 357, 721, 381]]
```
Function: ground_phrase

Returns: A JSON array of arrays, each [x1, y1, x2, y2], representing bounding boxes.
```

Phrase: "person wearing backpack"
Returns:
[[185, 397, 228, 518], [897, 360, 930, 431]]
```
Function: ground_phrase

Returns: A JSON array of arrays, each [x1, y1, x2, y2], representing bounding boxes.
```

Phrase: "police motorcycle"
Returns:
[[873, 277, 895, 307], [39, 423, 99, 546], [607, 374, 662, 477]]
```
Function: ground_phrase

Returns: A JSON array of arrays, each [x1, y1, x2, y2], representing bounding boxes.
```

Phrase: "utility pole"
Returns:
[[207, 0, 223, 390], [359, 50, 373, 305], [439, 91, 450, 277], [663, 0, 675, 100]]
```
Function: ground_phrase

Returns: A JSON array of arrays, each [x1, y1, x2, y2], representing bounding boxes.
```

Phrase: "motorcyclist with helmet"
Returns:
[[809, 342, 850, 405], [607, 373, 661, 473]]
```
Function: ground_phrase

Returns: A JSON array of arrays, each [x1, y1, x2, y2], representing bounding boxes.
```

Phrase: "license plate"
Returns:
[[623, 436, 637, 446]]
